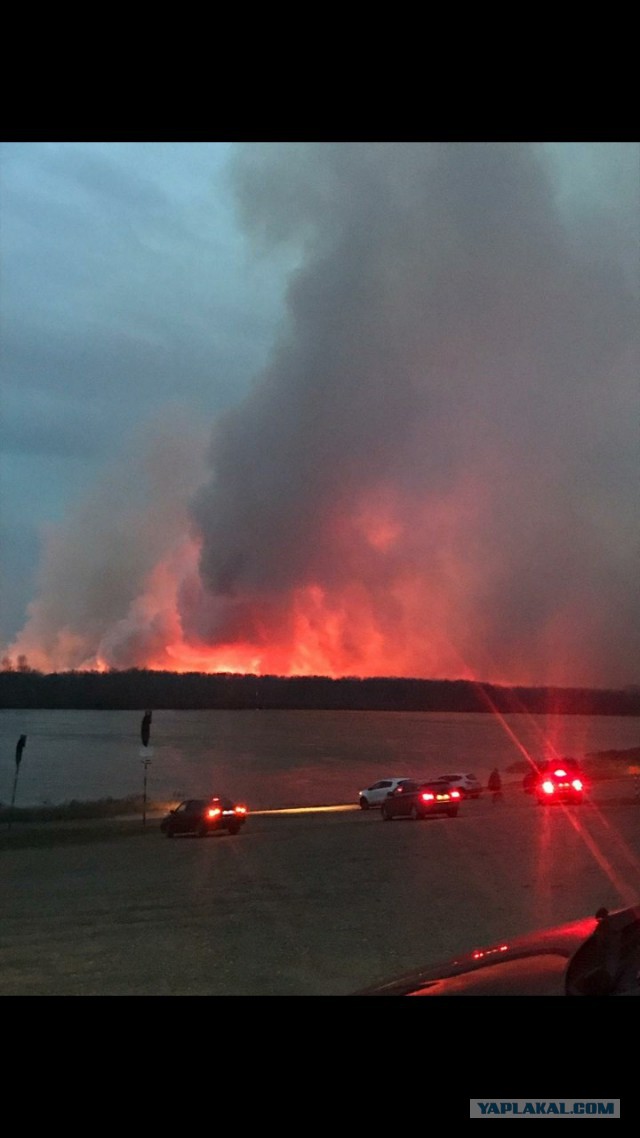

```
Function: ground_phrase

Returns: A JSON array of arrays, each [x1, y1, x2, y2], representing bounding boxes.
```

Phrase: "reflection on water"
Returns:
[[1, 708, 639, 811]]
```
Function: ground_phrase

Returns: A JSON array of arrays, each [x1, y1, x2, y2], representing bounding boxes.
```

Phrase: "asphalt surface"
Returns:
[[2, 783, 640, 996]]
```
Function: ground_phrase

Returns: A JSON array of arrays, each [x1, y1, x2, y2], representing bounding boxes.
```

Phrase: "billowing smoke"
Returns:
[[7, 143, 639, 685], [179, 143, 640, 685], [6, 413, 208, 672]]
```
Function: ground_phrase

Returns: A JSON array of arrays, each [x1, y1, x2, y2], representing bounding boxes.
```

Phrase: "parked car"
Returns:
[[431, 772, 483, 799], [161, 796, 248, 837], [380, 779, 461, 820], [359, 777, 410, 810], [534, 759, 587, 805], [523, 756, 585, 794]]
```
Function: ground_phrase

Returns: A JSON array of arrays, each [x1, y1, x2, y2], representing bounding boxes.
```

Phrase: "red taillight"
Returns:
[[421, 792, 435, 801], [451, 790, 461, 799], [207, 807, 221, 818], [572, 779, 583, 791], [235, 805, 247, 814], [541, 780, 555, 794], [553, 768, 567, 777]]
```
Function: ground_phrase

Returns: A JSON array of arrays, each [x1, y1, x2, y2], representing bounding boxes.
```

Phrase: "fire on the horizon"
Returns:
[[3, 143, 638, 689]]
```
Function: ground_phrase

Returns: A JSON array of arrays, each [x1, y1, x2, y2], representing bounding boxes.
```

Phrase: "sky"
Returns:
[[1, 141, 638, 688]]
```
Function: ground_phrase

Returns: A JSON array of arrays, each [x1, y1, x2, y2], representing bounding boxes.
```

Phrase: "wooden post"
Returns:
[[142, 756, 152, 828], [8, 735, 27, 832]]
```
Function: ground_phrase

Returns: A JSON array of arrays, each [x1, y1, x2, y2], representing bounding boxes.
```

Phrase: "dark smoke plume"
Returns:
[[7, 143, 639, 686], [184, 143, 639, 686]]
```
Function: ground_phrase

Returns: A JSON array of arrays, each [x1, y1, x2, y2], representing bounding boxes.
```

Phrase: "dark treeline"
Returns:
[[1, 669, 639, 715]]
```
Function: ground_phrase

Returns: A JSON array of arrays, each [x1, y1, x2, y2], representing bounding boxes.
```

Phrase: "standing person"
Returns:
[[488, 767, 503, 803]]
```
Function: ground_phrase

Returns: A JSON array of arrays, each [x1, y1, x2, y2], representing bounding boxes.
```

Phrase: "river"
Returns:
[[1, 708, 639, 810]]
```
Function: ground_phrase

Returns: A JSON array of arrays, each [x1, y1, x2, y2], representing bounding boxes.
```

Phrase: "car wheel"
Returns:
[[410, 805, 421, 821], [447, 808, 459, 818], [360, 797, 369, 810], [196, 825, 209, 838], [165, 829, 174, 839], [381, 804, 392, 821]]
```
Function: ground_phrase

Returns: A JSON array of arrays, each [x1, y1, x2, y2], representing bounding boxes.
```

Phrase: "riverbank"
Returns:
[[2, 774, 639, 851], [0, 793, 167, 826], [3, 744, 638, 827]]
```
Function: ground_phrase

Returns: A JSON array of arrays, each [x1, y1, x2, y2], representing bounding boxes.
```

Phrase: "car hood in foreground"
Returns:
[[353, 903, 640, 996]]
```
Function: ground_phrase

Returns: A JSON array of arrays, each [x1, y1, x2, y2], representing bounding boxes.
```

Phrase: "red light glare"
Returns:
[[471, 944, 509, 961], [553, 768, 567, 777], [572, 780, 583, 791], [541, 780, 555, 794], [451, 790, 461, 798], [235, 805, 247, 814], [422, 792, 435, 801], [207, 807, 221, 818]]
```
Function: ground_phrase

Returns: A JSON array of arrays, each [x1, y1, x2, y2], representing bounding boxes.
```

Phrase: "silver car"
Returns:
[[432, 772, 483, 799], [359, 777, 410, 810]]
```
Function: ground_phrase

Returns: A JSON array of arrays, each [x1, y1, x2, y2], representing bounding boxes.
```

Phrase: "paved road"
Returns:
[[2, 787, 640, 995]]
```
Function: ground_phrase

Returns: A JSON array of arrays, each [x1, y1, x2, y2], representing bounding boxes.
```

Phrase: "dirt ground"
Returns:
[[2, 781, 639, 997]]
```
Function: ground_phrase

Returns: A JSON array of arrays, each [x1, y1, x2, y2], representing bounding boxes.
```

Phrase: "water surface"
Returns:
[[2, 708, 639, 810]]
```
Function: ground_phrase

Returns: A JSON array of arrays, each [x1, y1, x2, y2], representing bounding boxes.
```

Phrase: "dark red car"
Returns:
[[523, 758, 586, 798], [531, 759, 587, 805], [161, 796, 248, 838], [381, 779, 462, 820]]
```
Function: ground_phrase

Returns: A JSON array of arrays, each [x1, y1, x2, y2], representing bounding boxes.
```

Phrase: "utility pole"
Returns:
[[142, 755, 152, 828]]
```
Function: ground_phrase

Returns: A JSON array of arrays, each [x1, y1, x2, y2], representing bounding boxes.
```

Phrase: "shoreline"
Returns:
[[2, 775, 639, 851], [3, 746, 638, 820]]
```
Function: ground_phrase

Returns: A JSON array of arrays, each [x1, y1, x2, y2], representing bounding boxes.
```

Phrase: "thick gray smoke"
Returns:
[[7, 414, 208, 671], [183, 142, 639, 686], [6, 143, 638, 686]]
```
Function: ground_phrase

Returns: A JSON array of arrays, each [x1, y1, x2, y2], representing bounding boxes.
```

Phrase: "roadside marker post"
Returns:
[[140, 711, 153, 828]]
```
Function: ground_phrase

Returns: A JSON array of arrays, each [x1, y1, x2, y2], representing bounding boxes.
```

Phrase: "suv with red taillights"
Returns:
[[161, 796, 248, 837], [534, 760, 587, 805]]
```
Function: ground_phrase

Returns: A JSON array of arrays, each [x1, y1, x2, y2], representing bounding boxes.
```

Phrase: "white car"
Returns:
[[432, 772, 483, 799], [359, 777, 410, 810]]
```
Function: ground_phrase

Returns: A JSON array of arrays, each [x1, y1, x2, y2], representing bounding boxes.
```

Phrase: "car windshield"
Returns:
[[0, 140, 638, 1029]]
